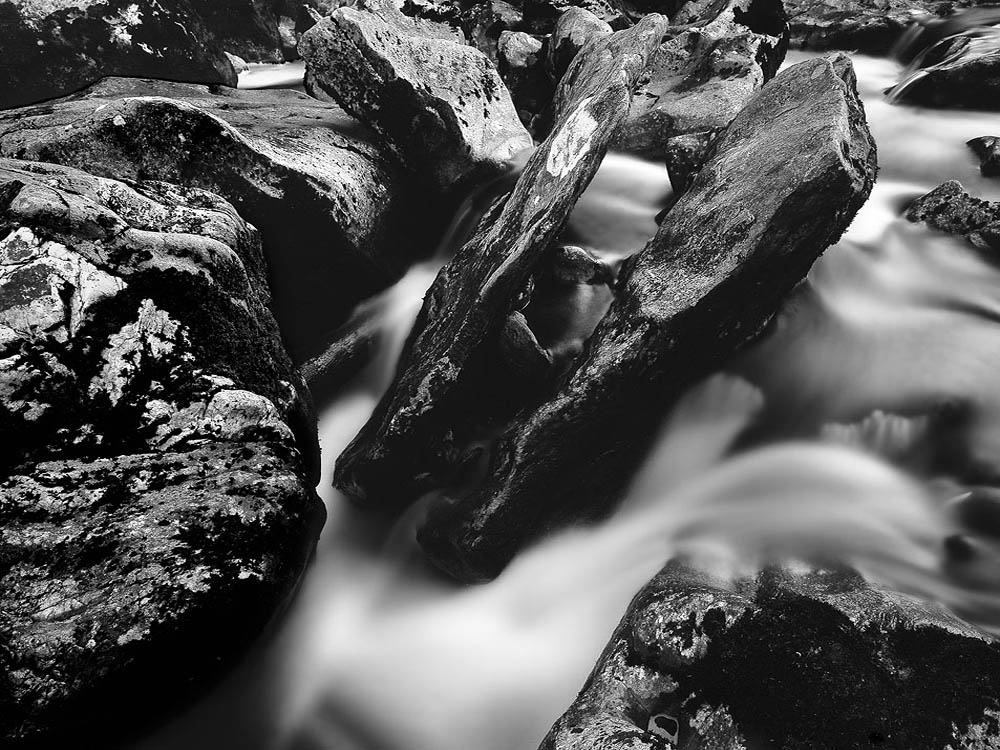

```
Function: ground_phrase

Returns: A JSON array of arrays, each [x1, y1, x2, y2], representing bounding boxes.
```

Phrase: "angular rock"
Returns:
[[906, 180, 1000, 251], [612, 0, 788, 160], [195, 0, 310, 62], [461, 0, 526, 65], [547, 7, 612, 82], [498, 31, 554, 132], [299, 0, 532, 192], [0, 0, 237, 109], [0, 159, 325, 746], [664, 130, 719, 194], [0, 77, 418, 359], [540, 563, 1000, 750], [419, 54, 877, 582], [969, 136, 1000, 176], [333, 14, 672, 508]]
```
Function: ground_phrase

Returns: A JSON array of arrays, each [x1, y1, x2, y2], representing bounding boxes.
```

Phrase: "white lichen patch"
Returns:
[[546, 97, 598, 179], [688, 705, 747, 750], [16, 0, 106, 23], [104, 3, 143, 47], [947, 708, 1000, 750]]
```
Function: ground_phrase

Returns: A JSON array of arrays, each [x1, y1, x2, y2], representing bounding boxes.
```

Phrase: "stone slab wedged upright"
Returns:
[[0, 159, 325, 747], [0, 78, 419, 359], [418, 54, 877, 582], [333, 14, 672, 509]]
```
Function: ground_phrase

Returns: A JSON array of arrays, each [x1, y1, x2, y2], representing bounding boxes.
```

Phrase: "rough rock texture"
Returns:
[[906, 180, 1000, 250], [0, 159, 325, 746], [613, 0, 788, 160], [461, 0, 525, 64], [194, 0, 301, 62], [0, 0, 238, 110], [664, 130, 719, 193], [333, 15, 671, 508], [419, 54, 877, 582], [299, 0, 533, 192], [969, 136, 1000, 176], [547, 7, 612, 82], [540, 563, 1000, 750], [0, 77, 418, 359], [785, 0, 977, 54], [498, 31, 554, 132]]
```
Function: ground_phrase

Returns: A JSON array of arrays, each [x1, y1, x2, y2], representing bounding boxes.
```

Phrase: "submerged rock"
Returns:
[[419, 54, 876, 582], [906, 180, 1000, 251], [0, 77, 419, 359], [299, 0, 532, 192], [541, 563, 1000, 750], [969, 136, 1000, 176], [333, 15, 671, 508], [0, 159, 325, 746], [0, 0, 237, 109]]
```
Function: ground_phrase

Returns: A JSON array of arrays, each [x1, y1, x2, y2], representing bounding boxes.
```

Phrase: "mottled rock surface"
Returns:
[[0, 77, 418, 359], [547, 7, 612, 82], [300, 0, 532, 192], [419, 54, 877, 582], [0, 159, 325, 746], [334, 15, 671, 509], [969, 136, 1000, 176], [541, 563, 1000, 750], [906, 180, 1000, 250], [498, 31, 553, 132], [0, 0, 238, 110]]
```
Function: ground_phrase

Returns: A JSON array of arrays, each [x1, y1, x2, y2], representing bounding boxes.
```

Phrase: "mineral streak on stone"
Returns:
[[540, 563, 1000, 750], [419, 54, 877, 583], [0, 159, 325, 746], [612, 0, 789, 161], [0, 0, 238, 109], [0, 77, 417, 359], [299, 0, 533, 192], [334, 14, 671, 509], [969, 136, 1000, 177], [906, 180, 1000, 252]]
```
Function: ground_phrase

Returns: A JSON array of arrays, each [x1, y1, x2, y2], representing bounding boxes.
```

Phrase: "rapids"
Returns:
[[139, 50, 1000, 750]]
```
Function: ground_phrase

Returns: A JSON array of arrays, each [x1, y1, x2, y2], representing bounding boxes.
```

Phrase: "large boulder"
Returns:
[[333, 15, 671, 508], [299, 0, 533, 192], [419, 54, 877, 582], [541, 563, 1000, 750], [906, 180, 1000, 251], [0, 77, 420, 359], [0, 0, 238, 109], [0, 159, 325, 746], [889, 28, 1000, 109]]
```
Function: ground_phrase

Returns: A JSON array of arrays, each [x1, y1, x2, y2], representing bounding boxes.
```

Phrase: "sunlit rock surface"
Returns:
[[906, 180, 1000, 251], [0, 77, 419, 358], [541, 563, 1000, 750], [0, 159, 325, 746]]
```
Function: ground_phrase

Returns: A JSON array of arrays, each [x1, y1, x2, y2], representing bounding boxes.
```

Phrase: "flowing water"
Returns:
[[140, 46, 1000, 750]]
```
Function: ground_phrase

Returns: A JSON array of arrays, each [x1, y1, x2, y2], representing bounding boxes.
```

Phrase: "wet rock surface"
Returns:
[[541, 563, 1000, 750], [419, 54, 877, 582], [0, 77, 419, 359], [0, 159, 325, 746], [299, 0, 532, 192], [906, 180, 1000, 251], [969, 136, 1000, 177], [333, 15, 670, 509]]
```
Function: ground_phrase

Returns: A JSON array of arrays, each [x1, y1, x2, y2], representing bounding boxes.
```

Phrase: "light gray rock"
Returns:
[[547, 7, 612, 82]]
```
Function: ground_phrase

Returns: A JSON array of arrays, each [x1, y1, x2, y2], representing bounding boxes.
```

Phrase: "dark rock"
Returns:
[[663, 130, 719, 194], [547, 7, 612, 82], [540, 563, 1000, 750], [969, 136, 1000, 176], [906, 180, 1000, 251], [612, 0, 788, 160], [889, 29, 1000, 110], [333, 15, 671, 509], [498, 31, 554, 133], [521, 0, 627, 31], [419, 54, 877, 582], [0, 77, 419, 360], [299, 0, 532, 192], [300, 310, 382, 404], [461, 0, 525, 64], [953, 487, 1000, 539], [0, 0, 237, 110], [0, 159, 325, 746]]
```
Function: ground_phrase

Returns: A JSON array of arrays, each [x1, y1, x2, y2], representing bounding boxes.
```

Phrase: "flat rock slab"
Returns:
[[334, 15, 671, 509], [299, 0, 532, 192], [906, 180, 1000, 250], [0, 77, 418, 358], [0, 159, 325, 746], [541, 563, 1000, 750], [419, 54, 877, 582]]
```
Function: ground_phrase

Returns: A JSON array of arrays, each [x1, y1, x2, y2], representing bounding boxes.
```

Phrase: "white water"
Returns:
[[140, 51, 1000, 750]]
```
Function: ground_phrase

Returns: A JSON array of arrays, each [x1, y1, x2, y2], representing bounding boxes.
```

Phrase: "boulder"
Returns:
[[0, 0, 237, 110], [333, 15, 671, 508], [664, 130, 719, 193], [540, 563, 1000, 750], [906, 180, 1000, 251], [889, 30, 1000, 110], [418, 54, 877, 582], [461, 0, 525, 64], [0, 77, 420, 359], [299, 0, 533, 192], [547, 7, 612, 82], [193, 0, 320, 62], [0, 159, 325, 746], [498, 31, 554, 132], [612, 0, 788, 160], [969, 135, 1000, 176]]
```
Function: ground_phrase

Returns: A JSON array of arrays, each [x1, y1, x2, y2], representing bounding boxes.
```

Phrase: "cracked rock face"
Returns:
[[0, 77, 420, 359], [906, 180, 1000, 252], [0, 0, 238, 110], [541, 564, 1000, 750], [300, 0, 533, 192], [0, 159, 325, 747]]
